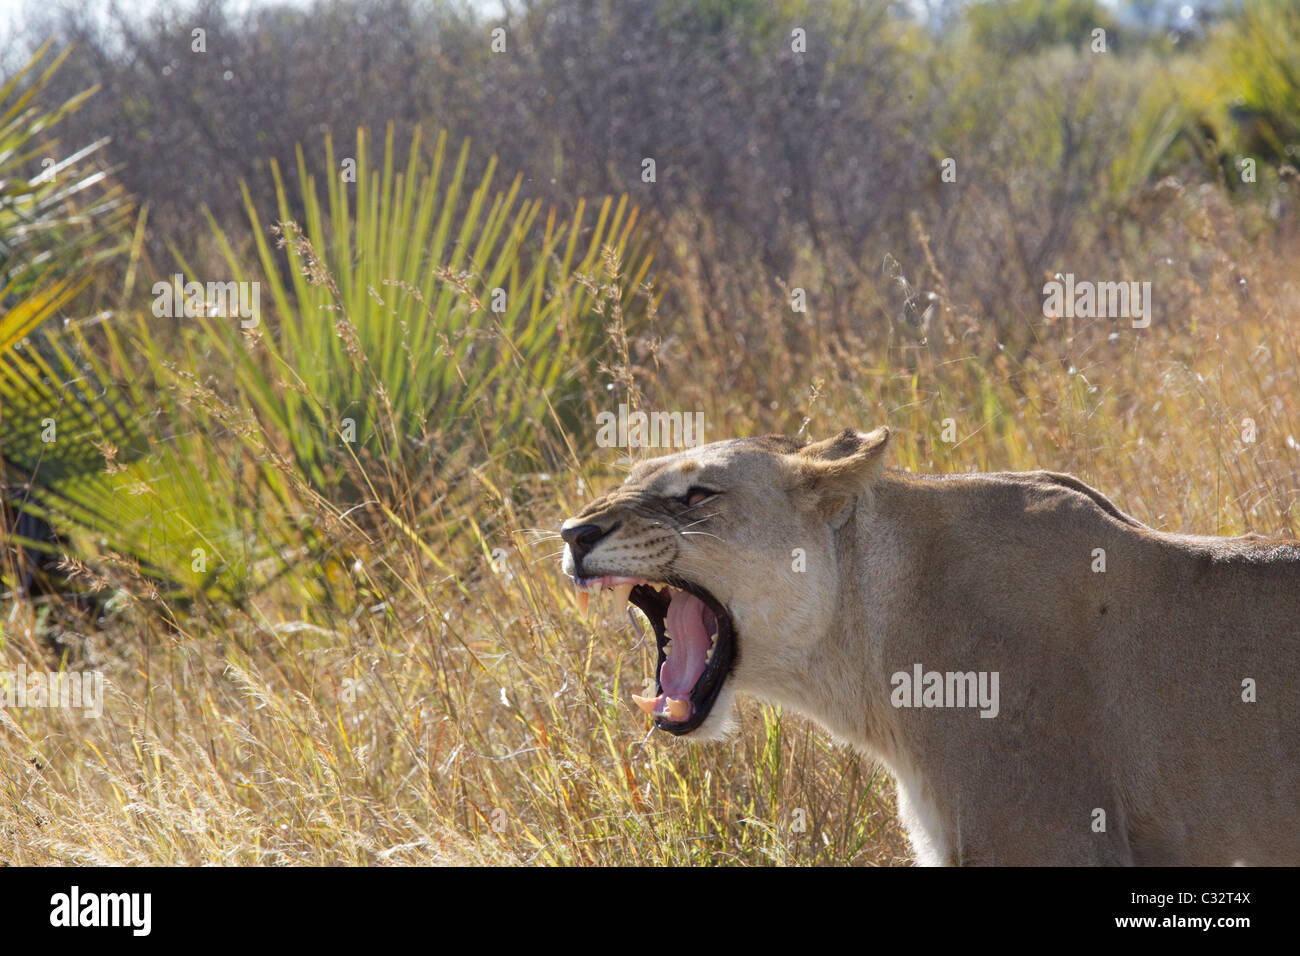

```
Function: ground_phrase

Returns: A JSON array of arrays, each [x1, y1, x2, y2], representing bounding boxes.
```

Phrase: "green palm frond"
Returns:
[[8, 122, 656, 604], [0, 41, 130, 294], [0, 46, 260, 601], [194, 125, 654, 506]]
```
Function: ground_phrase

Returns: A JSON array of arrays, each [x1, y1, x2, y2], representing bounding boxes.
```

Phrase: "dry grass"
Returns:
[[0, 493, 909, 865]]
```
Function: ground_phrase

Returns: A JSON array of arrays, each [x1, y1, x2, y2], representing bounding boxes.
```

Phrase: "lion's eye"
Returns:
[[680, 487, 718, 508]]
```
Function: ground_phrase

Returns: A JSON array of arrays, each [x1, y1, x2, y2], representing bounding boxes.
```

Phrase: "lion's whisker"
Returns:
[[680, 513, 718, 532]]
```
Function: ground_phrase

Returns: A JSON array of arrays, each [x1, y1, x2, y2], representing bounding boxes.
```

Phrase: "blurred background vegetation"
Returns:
[[0, 0, 1297, 864]]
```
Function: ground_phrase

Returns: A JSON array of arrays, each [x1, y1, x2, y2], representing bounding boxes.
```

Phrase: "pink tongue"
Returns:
[[660, 591, 712, 698]]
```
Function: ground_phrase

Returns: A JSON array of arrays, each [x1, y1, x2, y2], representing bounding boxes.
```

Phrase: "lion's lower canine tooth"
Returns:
[[665, 697, 690, 720], [631, 693, 658, 714]]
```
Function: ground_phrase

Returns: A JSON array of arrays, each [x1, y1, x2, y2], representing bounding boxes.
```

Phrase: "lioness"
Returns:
[[561, 427, 1300, 865]]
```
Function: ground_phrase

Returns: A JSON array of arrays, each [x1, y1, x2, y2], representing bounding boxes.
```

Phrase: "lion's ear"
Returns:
[[787, 427, 890, 527]]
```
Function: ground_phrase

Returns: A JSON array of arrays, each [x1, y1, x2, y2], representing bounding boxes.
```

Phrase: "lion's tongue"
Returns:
[[660, 590, 711, 698]]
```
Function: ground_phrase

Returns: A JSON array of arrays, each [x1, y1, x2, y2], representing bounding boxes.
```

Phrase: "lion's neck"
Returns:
[[761, 479, 934, 759]]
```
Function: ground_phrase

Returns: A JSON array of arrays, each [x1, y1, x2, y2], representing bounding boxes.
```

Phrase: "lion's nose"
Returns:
[[560, 520, 617, 565]]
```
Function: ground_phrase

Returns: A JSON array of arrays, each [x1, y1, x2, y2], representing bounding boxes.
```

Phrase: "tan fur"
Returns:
[[563, 428, 1300, 865]]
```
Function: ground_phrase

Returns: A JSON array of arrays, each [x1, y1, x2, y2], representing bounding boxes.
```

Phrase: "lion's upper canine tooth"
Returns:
[[665, 697, 690, 720], [610, 582, 634, 606], [631, 693, 658, 714], [575, 590, 590, 616]]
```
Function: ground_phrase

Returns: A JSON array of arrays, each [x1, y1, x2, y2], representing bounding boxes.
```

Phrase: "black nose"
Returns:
[[561, 522, 615, 564]]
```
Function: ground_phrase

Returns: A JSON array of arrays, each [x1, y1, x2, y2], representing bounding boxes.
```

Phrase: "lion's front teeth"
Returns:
[[572, 577, 643, 618]]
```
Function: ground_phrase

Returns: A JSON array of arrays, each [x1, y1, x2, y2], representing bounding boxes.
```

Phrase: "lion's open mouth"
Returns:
[[574, 575, 736, 735]]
